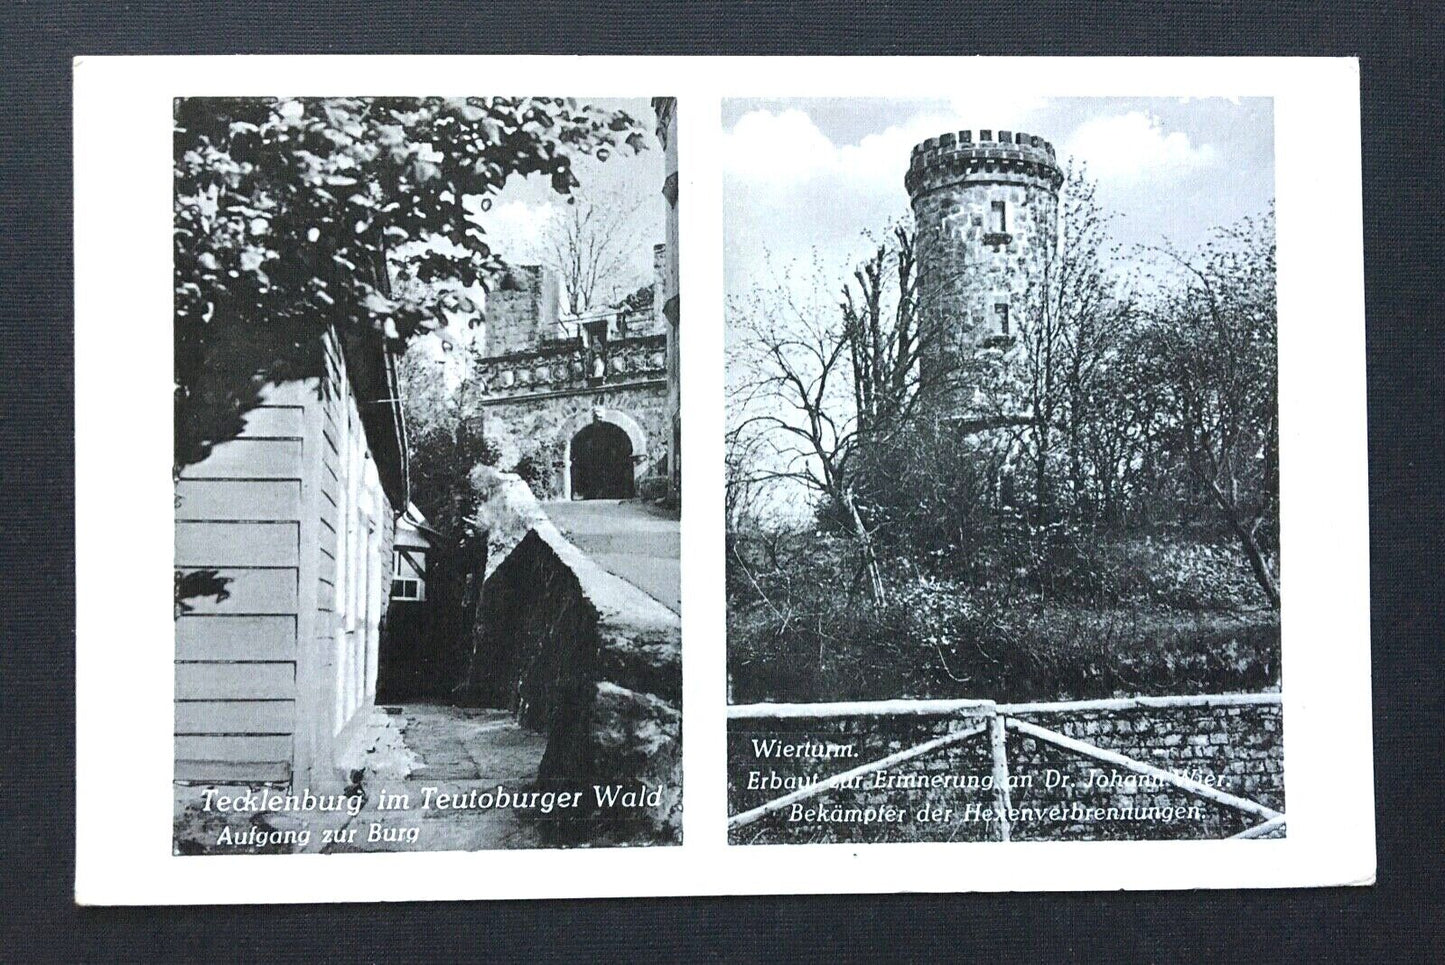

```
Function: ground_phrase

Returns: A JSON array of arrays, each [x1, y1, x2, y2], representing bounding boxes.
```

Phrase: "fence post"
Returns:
[[987, 710, 1013, 842]]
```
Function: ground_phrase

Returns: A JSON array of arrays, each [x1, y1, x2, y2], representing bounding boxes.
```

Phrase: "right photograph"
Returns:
[[724, 97, 1283, 844]]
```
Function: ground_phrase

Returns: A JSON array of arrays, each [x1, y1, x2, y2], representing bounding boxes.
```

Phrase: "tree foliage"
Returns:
[[173, 96, 646, 471], [396, 335, 551, 540]]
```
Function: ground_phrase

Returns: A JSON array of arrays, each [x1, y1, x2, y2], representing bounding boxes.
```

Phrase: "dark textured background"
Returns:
[[2, 2, 1441, 959]]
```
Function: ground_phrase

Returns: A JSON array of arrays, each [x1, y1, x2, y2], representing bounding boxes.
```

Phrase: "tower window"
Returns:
[[990, 201, 1007, 233], [995, 302, 1010, 336]]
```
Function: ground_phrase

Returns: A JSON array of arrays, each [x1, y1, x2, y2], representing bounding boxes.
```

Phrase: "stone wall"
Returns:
[[468, 519, 682, 844], [472, 260, 671, 499], [466, 466, 550, 579], [653, 95, 681, 501], [484, 265, 559, 356], [474, 332, 668, 401], [727, 700, 1283, 844], [479, 381, 670, 499]]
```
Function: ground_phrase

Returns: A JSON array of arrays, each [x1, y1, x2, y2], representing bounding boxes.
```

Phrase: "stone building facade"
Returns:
[[653, 96, 681, 501], [473, 264, 670, 501], [471, 99, 680, 504], [906, 128, 1063, 414]]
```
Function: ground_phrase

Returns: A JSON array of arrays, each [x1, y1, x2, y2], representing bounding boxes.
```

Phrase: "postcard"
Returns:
[[75, 55, 1372, 902]]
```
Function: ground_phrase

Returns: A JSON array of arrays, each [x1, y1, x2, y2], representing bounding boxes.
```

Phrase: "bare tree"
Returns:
[[1144, 209, 1280, 606], [725, 425, 768, 536], [1053, 173, 1133, 516], [840, 225, 929, 438], [539, 184, 650, 316], [728, 259, 888, 602], [728, 233, 956, 604], [977, 166, 1127, 521]]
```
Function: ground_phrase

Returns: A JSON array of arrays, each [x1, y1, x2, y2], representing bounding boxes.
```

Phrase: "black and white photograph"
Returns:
[[171, 94, 682, 852], [725, 96, 1285, 843], [72, 55, 1375, 904], [8, 0, 1440, 944]]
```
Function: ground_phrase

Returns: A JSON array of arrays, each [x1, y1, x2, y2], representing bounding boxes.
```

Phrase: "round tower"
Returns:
[[906, 128, 1063, 407]]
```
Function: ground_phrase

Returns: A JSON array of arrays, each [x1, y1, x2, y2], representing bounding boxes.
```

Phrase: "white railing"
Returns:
[[727, 691, 1284, 841]]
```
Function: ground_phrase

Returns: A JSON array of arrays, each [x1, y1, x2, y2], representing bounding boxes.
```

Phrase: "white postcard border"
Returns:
[[75, 55, 1372, 903]]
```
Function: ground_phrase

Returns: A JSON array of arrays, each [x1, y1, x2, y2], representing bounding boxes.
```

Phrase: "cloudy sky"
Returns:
[[722, 96, 1274, 300]]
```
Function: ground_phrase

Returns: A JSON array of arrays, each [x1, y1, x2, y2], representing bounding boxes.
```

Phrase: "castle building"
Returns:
[[469, 99, 680, 504], [906, 128, 1063, 414], [471, 263, 671, 500]]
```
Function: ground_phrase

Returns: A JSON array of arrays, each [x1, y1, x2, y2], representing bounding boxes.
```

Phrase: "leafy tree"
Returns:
[[394, 341, 494, 538], [173, 96, 646, 472]]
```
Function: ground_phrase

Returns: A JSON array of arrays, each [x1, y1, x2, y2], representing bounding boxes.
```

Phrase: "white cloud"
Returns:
[[722, 100, 1051, 296], [724, 98, 1049, 193], [722, 109, 837, 184], [472, 198, 555, 264], [945, 93, 1051, 129], [1062, 111, 1217, 181]]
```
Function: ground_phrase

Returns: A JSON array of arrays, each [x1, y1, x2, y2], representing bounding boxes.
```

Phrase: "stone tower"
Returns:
[[483, 265, 560, 356], [906, 128, 1063, 411]]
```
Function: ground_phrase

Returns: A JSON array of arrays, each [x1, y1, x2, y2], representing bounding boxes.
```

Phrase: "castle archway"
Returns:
[[569, 422, 634, 499], [560, 407, 650, 500]]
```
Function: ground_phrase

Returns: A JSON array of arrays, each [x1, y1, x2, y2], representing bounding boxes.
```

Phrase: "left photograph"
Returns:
[[172, 95, 681, 852]]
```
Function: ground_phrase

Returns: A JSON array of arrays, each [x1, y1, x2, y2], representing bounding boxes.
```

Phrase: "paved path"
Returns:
[[322, 704, 549, 853], [541, 499, 681, 613]]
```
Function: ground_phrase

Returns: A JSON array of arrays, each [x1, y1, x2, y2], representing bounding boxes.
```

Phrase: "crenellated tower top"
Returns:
[[906, 129, 1063, 199]]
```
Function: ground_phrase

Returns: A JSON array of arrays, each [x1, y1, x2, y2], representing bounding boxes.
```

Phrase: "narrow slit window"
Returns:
[[990, 200, 1007, 233], [995, 302, 1010, 336]]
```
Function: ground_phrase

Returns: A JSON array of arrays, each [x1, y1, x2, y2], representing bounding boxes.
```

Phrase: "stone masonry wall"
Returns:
[[480, 382, 669, 499], [474, 261, 670, 498], [912, 180, 1057, 341], [469, 520, 682, 844], [907, 128, 1062, 412], [727, 701, 1283, 845], [485, 265, 559, 356]]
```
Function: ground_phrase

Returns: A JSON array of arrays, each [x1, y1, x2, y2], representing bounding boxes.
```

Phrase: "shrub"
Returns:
[[727, 561, 1280, 704]]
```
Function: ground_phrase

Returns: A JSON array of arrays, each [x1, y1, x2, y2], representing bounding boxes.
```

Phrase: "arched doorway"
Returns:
[[569, 421, 635, 499]]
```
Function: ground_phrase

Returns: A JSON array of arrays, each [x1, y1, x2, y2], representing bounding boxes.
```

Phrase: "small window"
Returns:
[[990, 200, 1007, 233], [994, 303, 1010, 336], [391, 578, 421, 601]]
